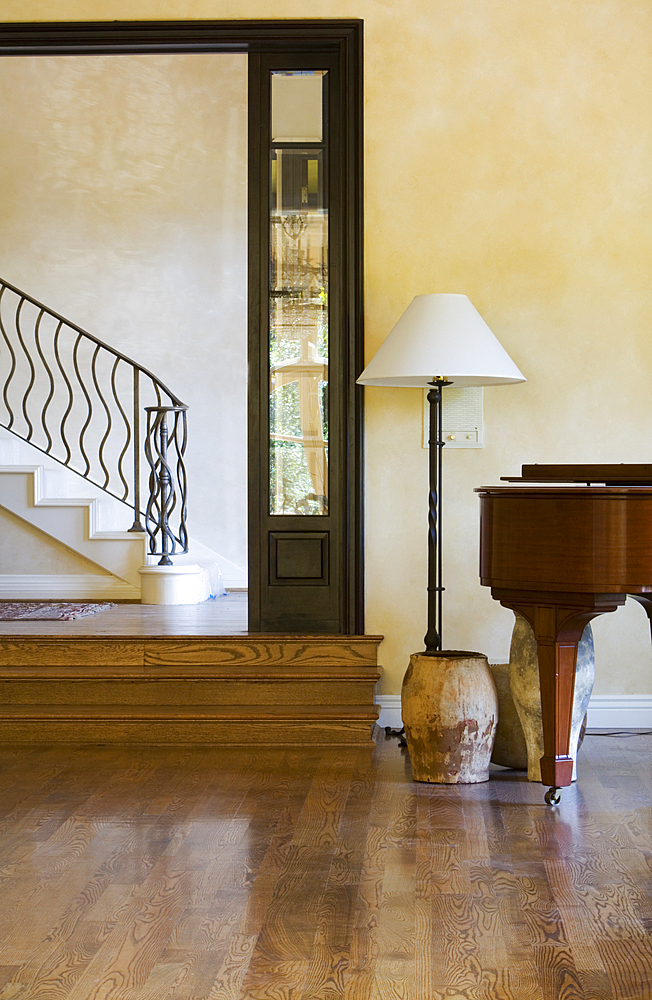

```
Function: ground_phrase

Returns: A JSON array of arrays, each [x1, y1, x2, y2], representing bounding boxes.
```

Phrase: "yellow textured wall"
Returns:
[[2, 1, 651, 696]]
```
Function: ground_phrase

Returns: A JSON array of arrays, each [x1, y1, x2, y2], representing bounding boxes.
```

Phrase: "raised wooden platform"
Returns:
[[0, 596, 383, 745]]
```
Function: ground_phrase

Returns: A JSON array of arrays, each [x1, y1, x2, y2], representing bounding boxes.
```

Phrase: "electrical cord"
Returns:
[[586, 730, 652, 737]]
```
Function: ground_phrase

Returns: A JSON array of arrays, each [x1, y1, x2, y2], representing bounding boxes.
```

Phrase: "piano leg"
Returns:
[[528, 606, 586, 791], [494, 592, 625, 803]]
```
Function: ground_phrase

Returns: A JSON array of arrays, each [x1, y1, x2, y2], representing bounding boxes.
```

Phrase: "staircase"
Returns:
[[0, 276, 241, 597], [0, 462, 145, 598], [0, 275, 190, 575], [0, 632, 382, 746]]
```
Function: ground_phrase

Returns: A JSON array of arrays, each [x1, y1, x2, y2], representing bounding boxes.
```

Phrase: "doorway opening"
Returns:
[[0, 20, 363, 634]]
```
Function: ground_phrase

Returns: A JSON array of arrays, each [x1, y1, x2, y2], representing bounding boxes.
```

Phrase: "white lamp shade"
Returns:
[[357, 293, 526, 387]]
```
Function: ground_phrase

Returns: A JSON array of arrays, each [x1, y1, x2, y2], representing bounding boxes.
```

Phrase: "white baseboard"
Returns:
[[375, 696, 403, 730], [0, 574, 140, 601], [376, 694, 652, 731], [586, 696, 652, 729]]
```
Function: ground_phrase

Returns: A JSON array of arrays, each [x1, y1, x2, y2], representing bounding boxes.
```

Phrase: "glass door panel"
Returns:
[[269, 71, 328, 516]]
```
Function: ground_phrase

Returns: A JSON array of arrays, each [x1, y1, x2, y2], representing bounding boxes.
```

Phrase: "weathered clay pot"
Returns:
[[401, 650, 499, 783], [509, 612, 594, 782]]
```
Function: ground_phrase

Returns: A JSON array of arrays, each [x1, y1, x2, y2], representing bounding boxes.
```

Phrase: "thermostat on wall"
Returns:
[[423, 386, 484, 449]]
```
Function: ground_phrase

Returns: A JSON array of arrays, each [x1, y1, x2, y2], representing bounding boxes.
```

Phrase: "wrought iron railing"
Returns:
[[0, 277, 188, 565]]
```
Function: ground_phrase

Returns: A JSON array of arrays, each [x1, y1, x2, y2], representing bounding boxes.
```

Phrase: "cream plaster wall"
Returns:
[[0, 51, 248, 572], [1, 1, 651, 697]]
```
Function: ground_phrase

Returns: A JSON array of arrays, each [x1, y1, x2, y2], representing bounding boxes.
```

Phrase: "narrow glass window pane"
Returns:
[[269, 71, 328, 516], [271, 71, 323, 142]]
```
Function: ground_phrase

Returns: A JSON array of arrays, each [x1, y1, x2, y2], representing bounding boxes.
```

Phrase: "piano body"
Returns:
[[477, 464, 652, 804]]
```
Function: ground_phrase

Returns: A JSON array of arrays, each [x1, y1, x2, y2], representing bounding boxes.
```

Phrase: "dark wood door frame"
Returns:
[[0, 19, 364, 635]]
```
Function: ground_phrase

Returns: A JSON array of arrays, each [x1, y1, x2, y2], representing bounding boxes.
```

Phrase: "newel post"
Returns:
[[143, 404, 189, 565]]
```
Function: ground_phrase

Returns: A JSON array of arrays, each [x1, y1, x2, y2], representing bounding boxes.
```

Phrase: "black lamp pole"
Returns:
[[423, 377, 451, 654], [384, 375, 452, 742]]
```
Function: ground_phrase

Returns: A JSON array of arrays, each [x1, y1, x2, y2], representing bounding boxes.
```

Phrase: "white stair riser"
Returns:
[[0, 429, 133, 532], [0, 466, 146, 587]]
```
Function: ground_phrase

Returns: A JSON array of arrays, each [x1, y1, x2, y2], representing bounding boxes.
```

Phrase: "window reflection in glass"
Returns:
[[269, 71, 328, 516]]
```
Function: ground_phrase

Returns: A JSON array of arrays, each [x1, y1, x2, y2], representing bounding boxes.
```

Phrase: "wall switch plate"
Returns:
[[423, 386, 484, 449]]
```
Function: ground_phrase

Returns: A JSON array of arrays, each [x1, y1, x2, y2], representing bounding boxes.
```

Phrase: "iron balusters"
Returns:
[[0, 276, 189, 562]]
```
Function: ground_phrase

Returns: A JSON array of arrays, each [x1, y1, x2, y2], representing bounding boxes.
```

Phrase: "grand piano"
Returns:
[[477, 464, 652, 804]]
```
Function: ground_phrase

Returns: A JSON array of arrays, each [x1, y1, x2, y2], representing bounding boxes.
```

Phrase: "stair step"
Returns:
[[0, 631, 383, 746], [0, 676, 379, 707], [0, 703, 380, 746], [0, 703, 378, 720], [0, 635, 382, 668], [0, 465, 146, 588], [0, 664, 380, 680]]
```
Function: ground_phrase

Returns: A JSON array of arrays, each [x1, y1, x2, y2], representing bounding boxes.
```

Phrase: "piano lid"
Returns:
[[501, 463, 652, 485]]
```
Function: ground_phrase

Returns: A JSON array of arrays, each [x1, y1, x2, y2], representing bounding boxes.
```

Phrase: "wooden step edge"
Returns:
[[0, 666, 382, 681], [0, 703, 381, 721], [0, 633, 385, 644], [0, 722, 378, 747], [0, 645, 383, 668], [0, 659, 382, 670]]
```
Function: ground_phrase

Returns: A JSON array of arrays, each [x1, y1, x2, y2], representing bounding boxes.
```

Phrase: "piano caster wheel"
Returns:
[[545, 786, 562, 806]]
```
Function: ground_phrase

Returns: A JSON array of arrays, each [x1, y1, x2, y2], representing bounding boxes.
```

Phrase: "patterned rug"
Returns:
[[0, 602, 115, 621]]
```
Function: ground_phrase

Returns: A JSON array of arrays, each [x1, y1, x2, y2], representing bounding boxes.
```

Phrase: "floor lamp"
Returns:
[[357, 293, 525, 655]]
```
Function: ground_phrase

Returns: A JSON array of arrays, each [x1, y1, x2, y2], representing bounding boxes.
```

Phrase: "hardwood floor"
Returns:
[[0, 730, 651, 998], [0, 592, 250, 637]]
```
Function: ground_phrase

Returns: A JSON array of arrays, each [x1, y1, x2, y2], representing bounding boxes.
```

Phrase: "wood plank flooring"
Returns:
[[1, 729, 652, 999], [0, 592, 250, 637]]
